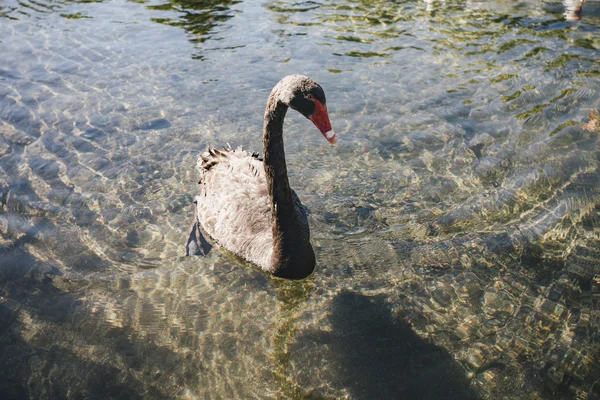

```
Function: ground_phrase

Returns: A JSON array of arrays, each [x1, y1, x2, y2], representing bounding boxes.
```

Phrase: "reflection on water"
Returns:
[[147, 0, 242, 59], [1, 0, 600, 398]]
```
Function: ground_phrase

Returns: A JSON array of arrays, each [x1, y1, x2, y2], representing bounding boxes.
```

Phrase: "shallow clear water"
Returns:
[[1, 0, 600, 398]]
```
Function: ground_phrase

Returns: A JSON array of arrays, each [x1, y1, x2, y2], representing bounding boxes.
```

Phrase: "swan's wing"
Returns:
[[195, 147, 274, 271]]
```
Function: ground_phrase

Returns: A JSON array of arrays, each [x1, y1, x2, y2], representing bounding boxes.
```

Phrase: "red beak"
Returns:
[[309, 99, 337, 144]]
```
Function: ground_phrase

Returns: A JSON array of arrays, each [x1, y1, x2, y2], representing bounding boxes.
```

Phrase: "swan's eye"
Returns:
[[305, 94, 315, 101]]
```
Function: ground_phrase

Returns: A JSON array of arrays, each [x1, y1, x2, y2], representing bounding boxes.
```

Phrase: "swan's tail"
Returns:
[[196, 145, 263, 183], [196, 146, 229, 176]]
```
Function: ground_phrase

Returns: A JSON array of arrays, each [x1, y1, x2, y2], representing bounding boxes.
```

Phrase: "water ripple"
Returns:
[[1, 0, 600, 398]]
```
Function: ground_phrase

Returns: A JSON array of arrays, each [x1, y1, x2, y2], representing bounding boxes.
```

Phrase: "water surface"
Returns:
[[1, 0, 600, 398]]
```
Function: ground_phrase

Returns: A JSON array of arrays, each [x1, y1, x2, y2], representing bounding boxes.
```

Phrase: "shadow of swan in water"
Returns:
[[292, 290, 478, 400]]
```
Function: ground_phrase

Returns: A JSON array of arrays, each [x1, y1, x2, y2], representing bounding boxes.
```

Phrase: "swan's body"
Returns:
[[188, 75, 336, 279], [194, 147, 309, 273]]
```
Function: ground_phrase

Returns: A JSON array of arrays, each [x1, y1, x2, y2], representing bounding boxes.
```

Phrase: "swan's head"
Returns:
[[275, 75, 337, 144]]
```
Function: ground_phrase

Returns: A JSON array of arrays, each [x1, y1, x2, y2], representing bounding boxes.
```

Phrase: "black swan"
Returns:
[[186, 75, 336, 279]]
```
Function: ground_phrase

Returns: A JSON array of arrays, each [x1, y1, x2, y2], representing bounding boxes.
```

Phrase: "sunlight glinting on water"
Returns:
[[1, 0, 599, 398]]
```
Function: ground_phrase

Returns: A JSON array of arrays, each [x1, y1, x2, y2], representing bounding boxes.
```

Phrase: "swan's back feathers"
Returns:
[[195, 146, 309, 273]]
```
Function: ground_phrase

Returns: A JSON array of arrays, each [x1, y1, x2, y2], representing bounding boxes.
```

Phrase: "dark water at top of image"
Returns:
[[1, 0, 599, 398]]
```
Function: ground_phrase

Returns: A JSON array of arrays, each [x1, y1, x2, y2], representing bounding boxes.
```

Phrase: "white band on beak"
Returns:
[[325, 130, 336, 139]]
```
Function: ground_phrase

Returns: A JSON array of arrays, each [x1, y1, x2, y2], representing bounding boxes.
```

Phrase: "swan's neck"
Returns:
[[263, 99, 315, 278], [263, 100, 291, 211]]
